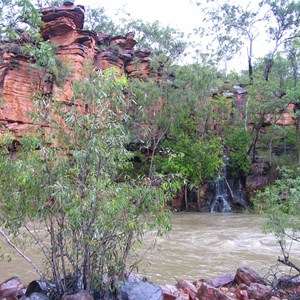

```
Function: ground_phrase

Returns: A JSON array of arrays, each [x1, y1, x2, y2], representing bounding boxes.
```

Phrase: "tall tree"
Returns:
[[261, 0, 300, 81], [197, 1, 266, 83]]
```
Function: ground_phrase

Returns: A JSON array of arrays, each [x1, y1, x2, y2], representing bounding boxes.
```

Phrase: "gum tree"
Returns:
[[0, 64, 171, 296]]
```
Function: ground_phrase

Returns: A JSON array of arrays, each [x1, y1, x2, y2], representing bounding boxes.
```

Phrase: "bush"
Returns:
[[0, 66, 171, 297], [253, 167, 300, 273]]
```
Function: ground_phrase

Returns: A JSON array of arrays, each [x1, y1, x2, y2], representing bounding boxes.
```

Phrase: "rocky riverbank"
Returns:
[[1, 267, 300, 300]]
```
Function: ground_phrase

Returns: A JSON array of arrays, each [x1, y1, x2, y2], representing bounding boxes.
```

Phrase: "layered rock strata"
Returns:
[[0, 2, 155, 137]]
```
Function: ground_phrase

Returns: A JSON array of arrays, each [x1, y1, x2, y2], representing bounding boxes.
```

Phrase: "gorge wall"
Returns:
[[0, 2, 156, 138], [0, 2, 297, 212]]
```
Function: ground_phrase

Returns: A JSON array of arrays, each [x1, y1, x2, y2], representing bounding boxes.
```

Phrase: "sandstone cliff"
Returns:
[[0, 2, 155, 138]]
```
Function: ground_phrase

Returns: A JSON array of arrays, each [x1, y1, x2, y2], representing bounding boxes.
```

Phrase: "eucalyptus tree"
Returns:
[[254, 167, 300, 275], [0, 1, 172, 295], [261, 0, 300, 81], [84, 5, 120, 35], [197, 0, 300, 82], [0, 66, 172, 297], [284, 38, 300, 88], [197, 1, 266, 83]]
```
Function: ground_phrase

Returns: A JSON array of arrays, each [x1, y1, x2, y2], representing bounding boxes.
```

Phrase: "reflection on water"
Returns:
[[1, 213, 300, 285]]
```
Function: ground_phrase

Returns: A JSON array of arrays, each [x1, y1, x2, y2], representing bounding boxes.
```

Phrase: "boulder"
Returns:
[[117, 282, 163, 300], [25, 280, 57, 297], [212, 274, 235, 288], [22, 292, 50, 300], [275, 275, 300, 295], [235, 285, 249, 300], [246, 282, 271, 300], [62, 291, 94, 300], [196, 281, 234, 300], [159, 285, 177, 300], [0, 276, 25, 300], [175, 279, 197, 295], [234, 267, 266, 286]]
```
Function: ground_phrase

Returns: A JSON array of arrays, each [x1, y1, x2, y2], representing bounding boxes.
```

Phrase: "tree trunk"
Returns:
[[248, 56, 253, 84], [197, 189, 201, 211], [184, 185, 188, 211], [264, 58, 274, 81]]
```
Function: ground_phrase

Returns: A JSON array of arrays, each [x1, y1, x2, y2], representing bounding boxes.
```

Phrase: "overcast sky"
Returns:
[[88, 0, 199, 32], [82, 0, 272, 71]]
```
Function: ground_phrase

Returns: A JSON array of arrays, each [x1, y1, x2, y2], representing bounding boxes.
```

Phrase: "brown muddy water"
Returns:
[[1, 213, 300, 285]]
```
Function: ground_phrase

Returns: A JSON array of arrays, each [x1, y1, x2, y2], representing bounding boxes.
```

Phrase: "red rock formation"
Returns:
[[0, 52, 48, 137], [0, 2, 154, 138]]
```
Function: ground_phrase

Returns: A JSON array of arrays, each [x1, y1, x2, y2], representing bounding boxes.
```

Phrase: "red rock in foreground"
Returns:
[[2, 267, 297, 299], [159, 267, 296, 300]]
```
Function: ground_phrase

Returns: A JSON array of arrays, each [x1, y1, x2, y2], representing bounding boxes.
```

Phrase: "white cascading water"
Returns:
[[210, 155, 248, 213], [210, 174, 232, 213]]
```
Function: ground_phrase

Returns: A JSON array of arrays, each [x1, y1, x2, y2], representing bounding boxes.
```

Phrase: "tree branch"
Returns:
[[0, 227, 45, 280]]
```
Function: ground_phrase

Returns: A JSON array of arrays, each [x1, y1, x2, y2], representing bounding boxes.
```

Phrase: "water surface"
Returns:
[[1, 213, 300, 285]]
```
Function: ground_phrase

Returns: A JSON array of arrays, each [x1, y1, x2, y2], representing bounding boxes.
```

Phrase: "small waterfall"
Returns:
[[209, 155, 248, 213], [210, 174, 232, 213]]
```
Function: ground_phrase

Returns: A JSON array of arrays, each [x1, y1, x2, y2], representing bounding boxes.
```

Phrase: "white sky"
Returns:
[[87, 0, 199, 32], [80, 0, 273, 72]]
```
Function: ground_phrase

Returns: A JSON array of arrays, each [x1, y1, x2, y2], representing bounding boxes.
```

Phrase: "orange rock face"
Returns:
[[1, 2, 296, 140], [0, 53, 48, 137], [0, 2, 154, 138]]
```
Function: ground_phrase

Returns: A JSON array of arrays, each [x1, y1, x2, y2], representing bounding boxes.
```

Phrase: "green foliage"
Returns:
[[156, 135, 223, 189], [254, 167, 300, 238], [0, 0, 43, 41], [254, 167, 300, 273], [123, 19, 187, 61], [22, 41, 67, 86], [225, 128, 251, 176], [168, 63, 220, 136], [84, 6, 119, 34], [0, 67, 171, 295]]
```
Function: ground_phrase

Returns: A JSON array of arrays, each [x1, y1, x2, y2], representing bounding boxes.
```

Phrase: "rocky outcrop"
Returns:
[[160, 267, 295, 299], [0, 2, 154, 138], [245, 161, 270, 200], [0, 52, 48, 137], [2, 267, 298, 300]]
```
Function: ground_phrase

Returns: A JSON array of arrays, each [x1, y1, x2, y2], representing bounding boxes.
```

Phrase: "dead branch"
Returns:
[[0, 227, 45, 280]]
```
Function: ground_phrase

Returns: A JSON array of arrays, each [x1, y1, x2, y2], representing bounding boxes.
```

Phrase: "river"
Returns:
[[1, 212, 300, 285]]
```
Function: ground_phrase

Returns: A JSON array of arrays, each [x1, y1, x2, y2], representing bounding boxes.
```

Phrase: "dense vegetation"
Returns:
[[0, 0, 300, 297]]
